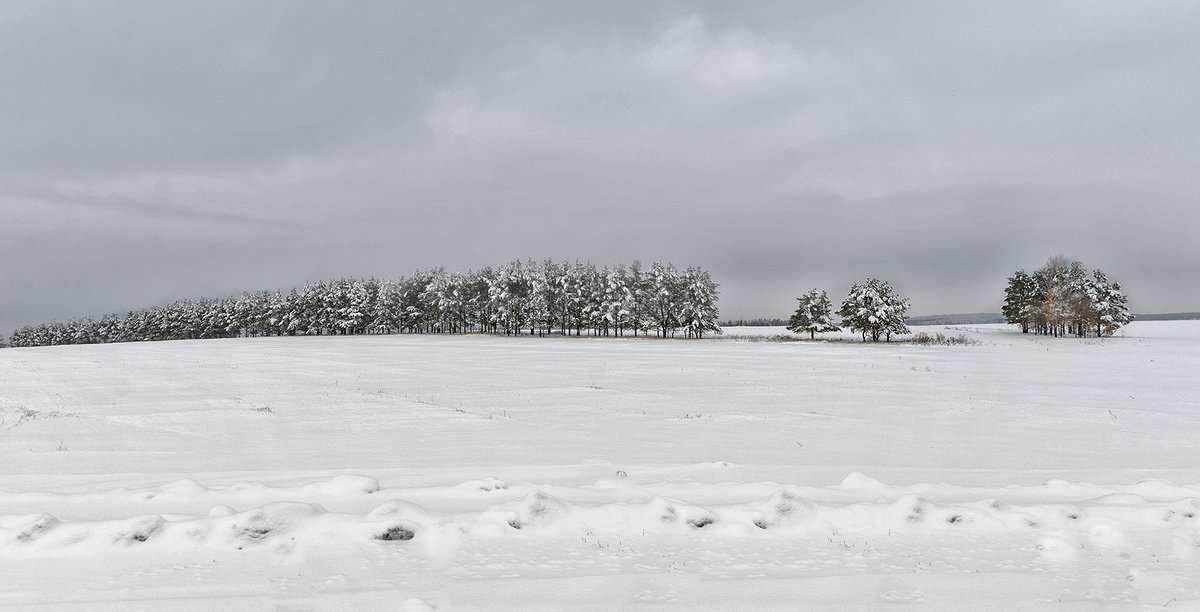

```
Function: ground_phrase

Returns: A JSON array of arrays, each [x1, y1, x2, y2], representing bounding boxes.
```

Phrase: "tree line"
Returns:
[[1002, 255, 1131, 337], [6, 259, 721, 348]]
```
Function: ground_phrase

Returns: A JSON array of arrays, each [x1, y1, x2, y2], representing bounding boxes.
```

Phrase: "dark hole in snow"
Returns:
[[1185, 513, 1195, 519], [507, 519, 523, 530], [130, 532, 150, 542], [1025, 520, 1040, 528], [375, 526, 415, 541], [234, 525, 272, 541], [688, 517, 715, 529], [1066, 513, 1079, 520], [753, 519, 769, 530], [947, 515, 963, 524]]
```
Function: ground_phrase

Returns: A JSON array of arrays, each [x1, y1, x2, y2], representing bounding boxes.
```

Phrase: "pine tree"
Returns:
[[1002, 270, 1038, 333], [838, 278, 910, 342], [626, 260, 649, 337], [1086, 269, 1133, 336], [529, 259, 560, 336], [679, 266, 721, 338], [787, 289, 840, 339], [97, 313, 122, 343], [648, 262, 682, 337]]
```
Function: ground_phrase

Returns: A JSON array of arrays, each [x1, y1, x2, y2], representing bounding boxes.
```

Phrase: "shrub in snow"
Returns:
[[374, 525, 416, 541], [911, 332, 977, 346]]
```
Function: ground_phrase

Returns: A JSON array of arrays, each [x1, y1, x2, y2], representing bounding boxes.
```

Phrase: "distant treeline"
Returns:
[[1132, 312, 1200, 321], [905, 313, 1006, 326], [6, 259, 721, 348], [719, 318, 787, 327]]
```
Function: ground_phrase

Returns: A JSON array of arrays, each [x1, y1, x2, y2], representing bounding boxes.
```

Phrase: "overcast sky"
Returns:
[[3, 1, 1198, 334]]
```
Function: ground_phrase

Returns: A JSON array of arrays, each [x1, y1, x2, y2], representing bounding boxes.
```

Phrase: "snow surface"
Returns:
[[2, 322, 1200, 609]]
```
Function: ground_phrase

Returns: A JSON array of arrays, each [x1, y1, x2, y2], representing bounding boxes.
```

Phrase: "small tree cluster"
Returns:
[[785, 279, 910, 342], [1003, 255, 1132, 337], [838, 278, 911, 342], [7, 259, 721, 348]]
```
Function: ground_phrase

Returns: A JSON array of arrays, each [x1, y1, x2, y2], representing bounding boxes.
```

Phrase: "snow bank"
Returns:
[[4, 473, 1198, 560]]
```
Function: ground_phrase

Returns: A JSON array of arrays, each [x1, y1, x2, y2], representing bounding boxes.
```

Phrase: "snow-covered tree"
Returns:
[[95, 313, 122, 343], [7, 259, 721, 346], [529, 259, 562, 336], [625, 260, 649, 337], [298, 281, 329, 335], [490, 260, 534, 335], [1034, 256, 1091, 337], [419, 268, 453, 334], [1004, 256, 1132, 337], [648, 262, 682, 337], [679, 266, 721, 338], [838, 278, 910, 342], [787, 289, 839, 339], [1002, 270, 1039, 334], [467, 267, 496, 333], [1086, 269, 1133, 336], [559, 260, 593, 336]]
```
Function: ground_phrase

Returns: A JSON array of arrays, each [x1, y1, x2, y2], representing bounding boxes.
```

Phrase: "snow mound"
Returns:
[[497, 491, 570, 530], [839, 472, 888, 489], [216, 502, 325, 546], [644, 497, 719, 529], [0, 500, 426, 553], [4, 474, 1200, 565], [302, 474, 381, 496], [455, 477, 508, 492]]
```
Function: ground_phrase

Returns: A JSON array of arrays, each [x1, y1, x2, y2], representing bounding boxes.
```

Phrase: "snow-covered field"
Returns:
[[2, 322, 1199, 610]]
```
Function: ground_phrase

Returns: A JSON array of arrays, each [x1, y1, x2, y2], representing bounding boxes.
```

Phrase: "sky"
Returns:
[[2, 1, 1198, 335]]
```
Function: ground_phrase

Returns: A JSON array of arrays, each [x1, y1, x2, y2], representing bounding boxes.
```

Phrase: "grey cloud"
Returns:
[[2, 2, 1198, 335]]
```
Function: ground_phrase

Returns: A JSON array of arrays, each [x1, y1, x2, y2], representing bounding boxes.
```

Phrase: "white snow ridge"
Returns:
[[3, 322, 1200, 609]]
